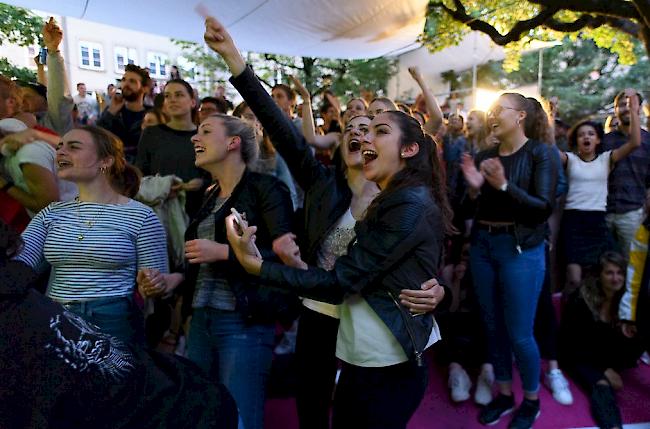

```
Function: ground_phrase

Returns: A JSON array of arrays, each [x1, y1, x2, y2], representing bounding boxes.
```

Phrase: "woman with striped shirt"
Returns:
[[16, 126, 169, 346]]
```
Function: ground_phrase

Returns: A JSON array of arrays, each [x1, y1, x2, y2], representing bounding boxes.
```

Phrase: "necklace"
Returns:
[[75, 197, 109, 241]]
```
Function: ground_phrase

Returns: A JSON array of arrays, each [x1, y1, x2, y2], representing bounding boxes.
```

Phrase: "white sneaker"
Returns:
[[474, 370, 494, 405], [545, 369, 574, 405], [449, 367, 472, 402], [640, 351, 650, 365]]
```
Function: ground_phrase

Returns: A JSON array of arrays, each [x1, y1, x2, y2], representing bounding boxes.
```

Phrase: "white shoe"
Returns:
[[449, 367, 472, 402], [640, 351, 650, 365], [545, 369, 574, 405], [474, 370, 494, 405]]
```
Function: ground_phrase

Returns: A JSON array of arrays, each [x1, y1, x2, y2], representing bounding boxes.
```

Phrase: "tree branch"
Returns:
[[631, 0, 650, 28], [429, 2, 561, 45], [530, 0, 640, 20], [263, 54, 302, 71], [545, 14, 640, 37]]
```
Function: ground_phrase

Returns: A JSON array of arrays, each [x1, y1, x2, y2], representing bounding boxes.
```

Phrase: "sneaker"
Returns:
[[508, 398, 540, 429], [641, 351, 650, 365], [449, 367, 472, 402], [545, 369, 573, 405], [479, 394, 515, 426], [474, 370, 494, 406]]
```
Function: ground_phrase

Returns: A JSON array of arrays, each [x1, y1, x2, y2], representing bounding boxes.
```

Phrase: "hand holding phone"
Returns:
[[230, 207, 247, 236], [230, 208, 262, 258]]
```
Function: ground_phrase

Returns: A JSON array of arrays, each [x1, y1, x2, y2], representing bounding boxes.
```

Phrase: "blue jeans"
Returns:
[[61, 295, 143, 346], [470, 230, 545, 394], [187, 308, 274, 429]]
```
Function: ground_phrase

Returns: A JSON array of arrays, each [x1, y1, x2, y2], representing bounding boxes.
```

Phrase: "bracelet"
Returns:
[[1, 181, 14, 192]]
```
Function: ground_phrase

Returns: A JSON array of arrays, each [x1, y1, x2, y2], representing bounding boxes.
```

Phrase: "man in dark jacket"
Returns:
[[96, 64, 151, 163]]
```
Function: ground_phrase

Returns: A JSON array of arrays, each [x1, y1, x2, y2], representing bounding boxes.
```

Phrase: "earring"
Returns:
[[100, 166, 107, 174], [400, 152, 406, 158]]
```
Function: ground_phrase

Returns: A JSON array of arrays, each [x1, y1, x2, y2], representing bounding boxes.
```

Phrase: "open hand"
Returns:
[[289, 75, 310, 100], [461, 153, 484, 190]]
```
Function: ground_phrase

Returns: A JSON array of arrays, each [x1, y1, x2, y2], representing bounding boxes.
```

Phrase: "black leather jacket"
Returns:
[[184, 169, 297, 323], [231, 67, 448, 364], [474, 140, 557, 250], [260, 186, 444, 365], [230, 67, 351, 264]]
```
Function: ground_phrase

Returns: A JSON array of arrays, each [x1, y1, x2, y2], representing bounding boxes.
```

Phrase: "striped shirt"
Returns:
[[17, 199, 168, 302]]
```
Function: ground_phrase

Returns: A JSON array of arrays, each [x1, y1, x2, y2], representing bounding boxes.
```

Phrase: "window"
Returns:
[[114, 47, 138, 73], [146, 52, 168, 78], [78, 41, 104, 71]]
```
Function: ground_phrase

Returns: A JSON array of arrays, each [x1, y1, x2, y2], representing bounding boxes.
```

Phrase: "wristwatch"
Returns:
[[499, 181, 508, 192]]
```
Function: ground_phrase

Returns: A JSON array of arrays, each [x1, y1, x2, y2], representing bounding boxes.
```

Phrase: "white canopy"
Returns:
[[3, 0, 429, 59]]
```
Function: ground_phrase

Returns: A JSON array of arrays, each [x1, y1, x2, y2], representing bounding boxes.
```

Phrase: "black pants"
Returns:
[[534, 244, 559, 361], [435, 310, 487, 368], [295, 306, 340, 429], [332, 360, 428, 429]]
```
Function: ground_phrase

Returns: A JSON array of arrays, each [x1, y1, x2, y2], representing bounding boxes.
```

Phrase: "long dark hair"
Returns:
[[581, 251, 627, 324], [365, 110, 454, 234]]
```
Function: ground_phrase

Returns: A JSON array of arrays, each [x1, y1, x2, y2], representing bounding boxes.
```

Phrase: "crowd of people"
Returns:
[[1, 13, 649, 429]]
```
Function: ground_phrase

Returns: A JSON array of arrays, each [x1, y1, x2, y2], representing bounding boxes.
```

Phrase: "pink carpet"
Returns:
[[264, 356, 650, 429]]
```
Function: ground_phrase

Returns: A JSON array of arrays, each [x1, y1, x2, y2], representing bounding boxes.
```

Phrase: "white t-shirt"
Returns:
[[565, 150, 612, 211], [4, 141, 78, 216], [336, 295, 441, 367], [73, 93, 99, 122]]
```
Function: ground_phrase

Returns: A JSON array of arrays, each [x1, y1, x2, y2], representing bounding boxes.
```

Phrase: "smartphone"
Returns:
[[230, 208, 262, 258], [230, 207, 245, 235], [38, 47, 48, 65]]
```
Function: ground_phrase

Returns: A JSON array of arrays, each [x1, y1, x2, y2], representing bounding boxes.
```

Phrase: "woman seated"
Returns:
[[559, 251, 645, 429]]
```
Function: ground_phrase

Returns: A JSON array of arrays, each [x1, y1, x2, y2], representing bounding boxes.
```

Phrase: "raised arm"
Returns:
[[43, 17, 73, 136], [290, 75, 339, 150], [203, 15, 330, 192], [408, 67, 443, 135], [611, 89, 642, 164]]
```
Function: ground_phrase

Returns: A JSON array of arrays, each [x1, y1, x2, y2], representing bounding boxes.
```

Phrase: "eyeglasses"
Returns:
[[487, 105, 519, 117]]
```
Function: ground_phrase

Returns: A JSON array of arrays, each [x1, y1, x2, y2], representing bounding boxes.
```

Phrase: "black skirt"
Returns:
[[560, 210, 613, 266]]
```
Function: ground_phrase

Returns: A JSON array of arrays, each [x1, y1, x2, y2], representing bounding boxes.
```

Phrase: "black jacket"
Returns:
[[231, 67, 447, 364], [0, 260, 238, 429], [184, 169, 297, 324], [261, 186, 444, 365], [230, 67, 351, 264], [474, 140, 557, 250]]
